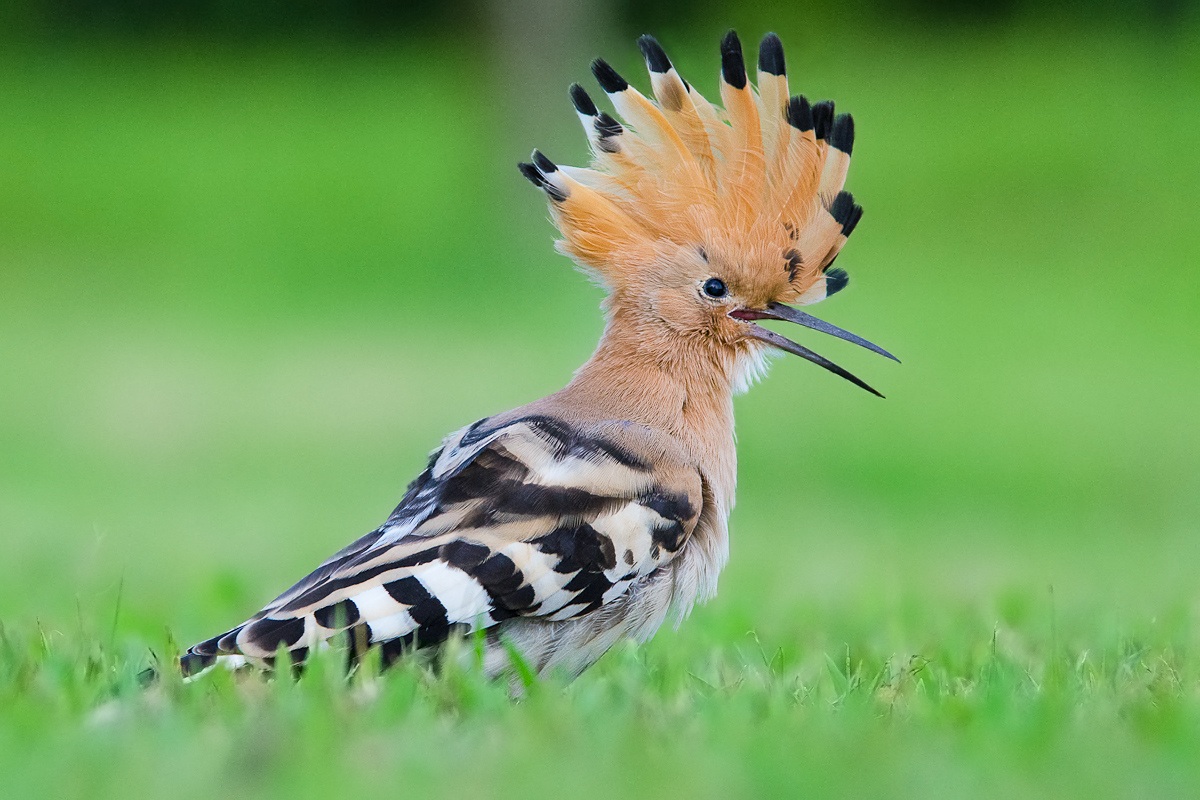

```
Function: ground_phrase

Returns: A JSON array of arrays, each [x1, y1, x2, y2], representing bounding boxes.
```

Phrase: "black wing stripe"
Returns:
[[314, 598, 360, 629], [241, 617, 306, 652], [382, 575, 430, 605], [533, 523, 618, 574], [277, 546, 442, 613]]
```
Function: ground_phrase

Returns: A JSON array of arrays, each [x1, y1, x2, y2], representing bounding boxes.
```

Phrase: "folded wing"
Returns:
[[181, 414, 702, 675]]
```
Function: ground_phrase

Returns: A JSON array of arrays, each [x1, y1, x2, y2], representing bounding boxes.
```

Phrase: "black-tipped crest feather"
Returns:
[[812, 100, 835, 140], [758, 32, 786, 76], [824, 267, 850, 297], [517, 162, 542, 187], [591, 59, 628, 94], [829, 191, 863, 236], [786, 95, 814, 131], [830, 113, 855, 154], [594, 112, 623, 138], [637, 35, 672, 73], [720, 30, 747, 89], [518, 161, 565, 202], [569, 83, 597, 116], [531, 149, 557, 174]]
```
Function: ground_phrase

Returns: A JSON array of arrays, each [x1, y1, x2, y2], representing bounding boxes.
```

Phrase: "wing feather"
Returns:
[[180, 413, 701, 676]]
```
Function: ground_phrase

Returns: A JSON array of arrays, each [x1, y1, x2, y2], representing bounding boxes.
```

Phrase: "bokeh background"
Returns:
[[1, 0, 1198, 794]]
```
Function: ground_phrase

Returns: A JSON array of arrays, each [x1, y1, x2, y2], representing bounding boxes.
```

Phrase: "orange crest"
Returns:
[[520, 31, 861, 307]]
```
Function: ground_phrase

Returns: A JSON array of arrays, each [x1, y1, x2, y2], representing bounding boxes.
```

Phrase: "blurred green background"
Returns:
[[1, 0, 1199, 796]]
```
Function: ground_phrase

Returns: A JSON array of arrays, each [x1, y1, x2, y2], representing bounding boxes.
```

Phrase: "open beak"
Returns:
[[730, 302, 899, 397]]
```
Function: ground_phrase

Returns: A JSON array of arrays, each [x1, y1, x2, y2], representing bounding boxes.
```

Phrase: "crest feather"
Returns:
[[521, 32, 863, 302]]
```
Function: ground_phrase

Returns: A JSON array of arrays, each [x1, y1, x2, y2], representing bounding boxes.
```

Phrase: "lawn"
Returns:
[[1, 18, 1198, 799]]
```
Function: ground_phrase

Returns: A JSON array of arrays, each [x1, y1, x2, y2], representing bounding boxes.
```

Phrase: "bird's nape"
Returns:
[[730, 302, 898, 397]]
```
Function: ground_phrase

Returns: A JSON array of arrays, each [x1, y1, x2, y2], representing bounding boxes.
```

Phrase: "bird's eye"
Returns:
[[702, 278, 728, 299]]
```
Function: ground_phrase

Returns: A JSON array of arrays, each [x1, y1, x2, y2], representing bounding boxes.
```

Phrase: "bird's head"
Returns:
[[520, 31, 897, 396]]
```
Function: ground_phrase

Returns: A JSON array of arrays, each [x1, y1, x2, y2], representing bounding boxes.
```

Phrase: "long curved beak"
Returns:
[[730, 302, 898, 397]]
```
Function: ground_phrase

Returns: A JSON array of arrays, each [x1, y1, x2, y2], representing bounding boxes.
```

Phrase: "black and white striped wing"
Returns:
[[181, 414, 702, 675]]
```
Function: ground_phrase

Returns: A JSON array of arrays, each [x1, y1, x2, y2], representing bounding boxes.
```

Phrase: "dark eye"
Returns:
[[702, 278, 727, 299]]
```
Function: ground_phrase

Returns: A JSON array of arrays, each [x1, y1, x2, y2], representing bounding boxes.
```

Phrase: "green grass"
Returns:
[[1, 20, 1199, 798]]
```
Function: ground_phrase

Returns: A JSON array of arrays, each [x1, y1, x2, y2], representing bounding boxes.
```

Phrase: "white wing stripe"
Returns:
[[415, 561, 492, 624], [351, 585, 404, 621], [367, 609, 418, 641]]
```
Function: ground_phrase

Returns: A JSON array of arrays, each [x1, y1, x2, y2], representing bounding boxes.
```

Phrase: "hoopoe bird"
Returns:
[[178, 31, 895, 681]]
